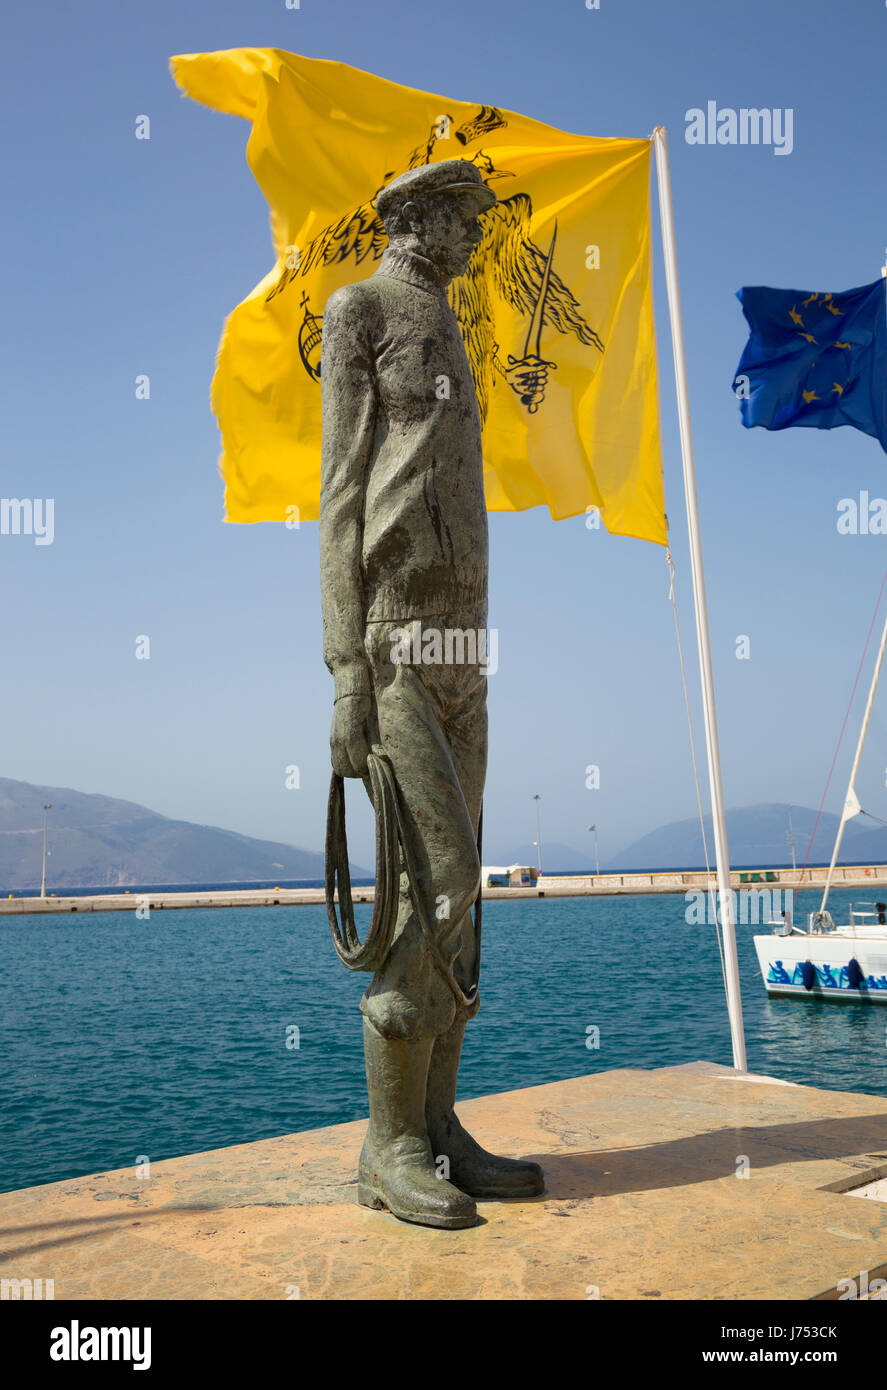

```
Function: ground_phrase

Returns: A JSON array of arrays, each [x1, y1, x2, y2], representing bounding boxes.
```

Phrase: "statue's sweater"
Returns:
[[319, 247, 489, 702]]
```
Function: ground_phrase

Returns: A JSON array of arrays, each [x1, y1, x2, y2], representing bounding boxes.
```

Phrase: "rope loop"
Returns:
[[326, 743, 482, 1009], [326, 747, 399, 973]]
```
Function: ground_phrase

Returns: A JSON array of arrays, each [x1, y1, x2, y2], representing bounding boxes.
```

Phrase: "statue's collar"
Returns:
[[378, 246, 449, 294]]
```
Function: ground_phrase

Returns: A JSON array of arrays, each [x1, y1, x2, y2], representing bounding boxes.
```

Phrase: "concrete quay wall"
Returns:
[[2, 863, 886, 915]]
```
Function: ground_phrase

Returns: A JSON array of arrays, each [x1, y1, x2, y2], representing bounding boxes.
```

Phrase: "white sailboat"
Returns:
[[754, 610, 887, 1003]]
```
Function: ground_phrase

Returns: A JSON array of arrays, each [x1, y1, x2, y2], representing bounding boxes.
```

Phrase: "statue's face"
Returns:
[[411, 192, 486, 280]]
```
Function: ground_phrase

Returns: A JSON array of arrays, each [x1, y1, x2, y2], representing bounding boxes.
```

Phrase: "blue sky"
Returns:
[[2, 0, 887, 869]]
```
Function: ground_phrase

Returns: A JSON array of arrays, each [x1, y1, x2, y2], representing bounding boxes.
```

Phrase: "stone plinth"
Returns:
[[2, 1062, 887, 1300]]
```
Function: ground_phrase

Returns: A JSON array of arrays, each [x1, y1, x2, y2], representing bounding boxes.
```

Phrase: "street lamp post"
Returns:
[[532, 794, 543, 876], [40, 803, 52, 898], [588, 824, 599, 876], [787, 805, 797, 874]]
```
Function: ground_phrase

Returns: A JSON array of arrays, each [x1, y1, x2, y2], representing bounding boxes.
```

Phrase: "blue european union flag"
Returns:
[[733, 278, 887, 452]]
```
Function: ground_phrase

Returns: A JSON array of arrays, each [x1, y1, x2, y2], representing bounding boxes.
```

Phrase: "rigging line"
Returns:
[[797, 565, 887, 884], [665, 547, 727, 994]]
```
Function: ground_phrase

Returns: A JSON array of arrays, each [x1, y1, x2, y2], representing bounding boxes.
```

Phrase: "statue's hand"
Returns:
[[330, 693, 373, 779]]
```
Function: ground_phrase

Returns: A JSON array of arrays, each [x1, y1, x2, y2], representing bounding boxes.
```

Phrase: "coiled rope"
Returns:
[[326, 744, 482, 1010]]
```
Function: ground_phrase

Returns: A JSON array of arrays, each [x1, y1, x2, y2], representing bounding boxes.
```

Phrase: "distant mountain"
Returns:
[[0, 778, 368, 890], [611, 802, 887, 871]]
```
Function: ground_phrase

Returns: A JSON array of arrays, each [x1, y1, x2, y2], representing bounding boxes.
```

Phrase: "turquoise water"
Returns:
[[1, 888, 885, 1194]]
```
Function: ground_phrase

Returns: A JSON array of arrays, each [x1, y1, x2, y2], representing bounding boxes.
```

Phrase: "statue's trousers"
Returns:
[[360, 605, 487, 1042]]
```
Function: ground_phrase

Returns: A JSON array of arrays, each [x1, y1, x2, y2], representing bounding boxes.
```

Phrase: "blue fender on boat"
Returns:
[[801, 960, 817, 991], [847, 957, 865, 990]]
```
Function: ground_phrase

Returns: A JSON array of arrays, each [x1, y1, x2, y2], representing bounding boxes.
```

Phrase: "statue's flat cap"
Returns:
[[376, 160, 496, 220]]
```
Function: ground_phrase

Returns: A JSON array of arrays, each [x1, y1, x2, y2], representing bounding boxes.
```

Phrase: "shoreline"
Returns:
[[3, 863, 886, 915]]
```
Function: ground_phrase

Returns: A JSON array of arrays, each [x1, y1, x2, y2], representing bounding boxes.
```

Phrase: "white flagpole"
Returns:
[[652, 127, 747, 1072]]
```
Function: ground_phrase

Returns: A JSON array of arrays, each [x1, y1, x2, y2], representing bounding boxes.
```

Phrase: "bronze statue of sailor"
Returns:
[[321, 159, 544, 1229]]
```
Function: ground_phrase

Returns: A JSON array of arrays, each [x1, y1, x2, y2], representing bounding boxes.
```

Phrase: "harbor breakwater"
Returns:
[[3, 863, 886, 914]]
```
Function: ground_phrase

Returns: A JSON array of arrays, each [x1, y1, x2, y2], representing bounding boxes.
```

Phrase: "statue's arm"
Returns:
[[319, 287, 376, 704]]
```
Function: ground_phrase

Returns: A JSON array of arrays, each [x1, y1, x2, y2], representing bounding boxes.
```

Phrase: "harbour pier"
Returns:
[[2, 863, 886, 915]]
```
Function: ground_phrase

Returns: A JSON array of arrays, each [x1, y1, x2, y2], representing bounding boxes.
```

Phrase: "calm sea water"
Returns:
[[1, 887, 885, 1194]]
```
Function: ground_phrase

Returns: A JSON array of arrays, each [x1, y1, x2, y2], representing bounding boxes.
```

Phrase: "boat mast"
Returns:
[[653, 127, 747, 1072], [820, 611, 887, 913], [820, 258, 887, 915]]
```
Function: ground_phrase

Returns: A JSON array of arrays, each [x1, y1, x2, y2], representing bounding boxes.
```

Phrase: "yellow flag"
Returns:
[[171, 48, 666, 544]]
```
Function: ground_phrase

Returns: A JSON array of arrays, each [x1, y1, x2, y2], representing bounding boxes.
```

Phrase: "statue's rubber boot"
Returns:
[[358, 1019, 478, 1229], [426, 1016, 545, 1199]]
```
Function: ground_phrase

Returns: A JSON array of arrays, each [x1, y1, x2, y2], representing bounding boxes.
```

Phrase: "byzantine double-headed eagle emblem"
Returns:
[[266, 106, 605, 420]]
